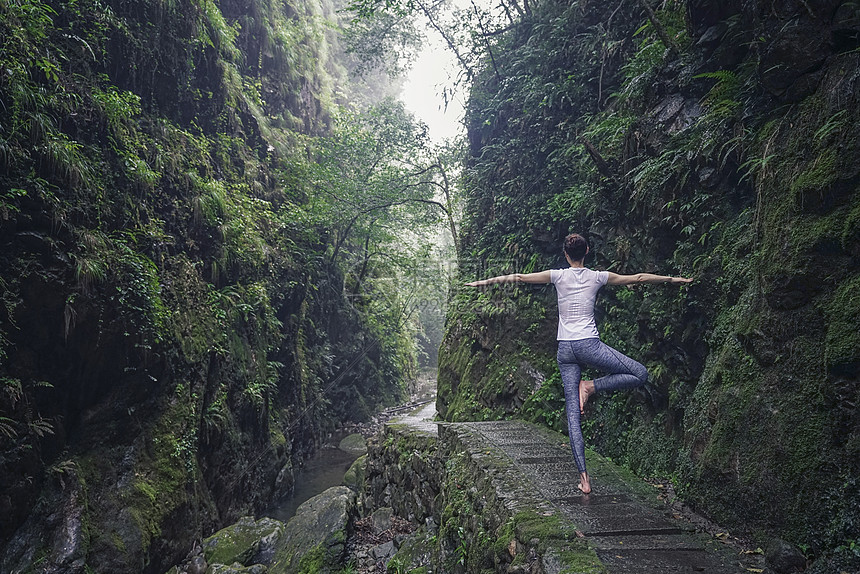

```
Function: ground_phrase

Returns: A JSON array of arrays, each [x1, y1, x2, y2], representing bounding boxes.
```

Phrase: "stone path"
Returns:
[[390, 402, 759, 574], [390, 400, 438, 435], [454, 420, 754, 574]]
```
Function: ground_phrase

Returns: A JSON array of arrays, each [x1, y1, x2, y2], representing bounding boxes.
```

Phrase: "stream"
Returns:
[[265, 373, 438, 523], [265, 432, 362, 522]]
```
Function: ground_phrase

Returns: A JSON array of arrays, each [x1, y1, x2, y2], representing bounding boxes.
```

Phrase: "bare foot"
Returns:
[[579, 380, 595, 414], [578, 472, 592, 494]]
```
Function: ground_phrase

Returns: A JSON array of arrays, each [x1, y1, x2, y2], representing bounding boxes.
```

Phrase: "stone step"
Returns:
[[375, 415, 757, 574], [588, 532, 706, 551], [595, 548, 741, 573], [556, 501, 681, 536], [457, 420, 750, 574]]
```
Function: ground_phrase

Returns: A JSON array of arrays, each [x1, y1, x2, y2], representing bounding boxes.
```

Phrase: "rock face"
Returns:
[[439, 0, 860, 563], [0, 0, 409, 570], [0, 478, 88, 574], [202, 517, 285, 568], [269, 486, 356, 574], [364, 423, 443, 524], [169, 487, 356, 574]]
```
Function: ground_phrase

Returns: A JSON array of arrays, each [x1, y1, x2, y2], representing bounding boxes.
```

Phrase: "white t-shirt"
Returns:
[[550, 267, 609, 340]]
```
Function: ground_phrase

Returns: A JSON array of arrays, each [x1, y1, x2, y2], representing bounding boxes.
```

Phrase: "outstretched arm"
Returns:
[[607, 272, 692, 286], [465, 270, 552, 287]]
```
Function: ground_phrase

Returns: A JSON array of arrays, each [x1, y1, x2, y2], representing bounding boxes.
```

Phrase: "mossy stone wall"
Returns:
[[363, 422, 601, 573]]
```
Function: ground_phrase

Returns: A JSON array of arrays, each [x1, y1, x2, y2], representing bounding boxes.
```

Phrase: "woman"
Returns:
[[466, 233, 692, 494]]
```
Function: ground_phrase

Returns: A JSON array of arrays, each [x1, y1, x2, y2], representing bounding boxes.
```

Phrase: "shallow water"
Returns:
[[265, 437, 361, 523], [265, 375, 438, 523]]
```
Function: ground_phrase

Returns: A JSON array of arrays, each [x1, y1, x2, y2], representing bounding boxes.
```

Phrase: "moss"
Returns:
[[119, 395, 198, 557], [822, 273, 860, 373], [498, 510, 604, 573], [679, 287, 845, 544], [271, 427, 288, 449], [111, 531, 127, 554], [439, 313, 554, 423], [132, 479, 158, 503], [295, 538, 350, 574], [343, 455, 366, 491], [203, 518, 275, 566], [841, 189, 860, 250], [297, 543, 327, 573], [789, 146, 839, 199]]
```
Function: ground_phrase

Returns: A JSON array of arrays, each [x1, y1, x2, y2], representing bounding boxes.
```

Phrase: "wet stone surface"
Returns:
[[365, 412, 764, 574], [596, 548, 740, 574], [516, 456, 571, 465], [388, 401, 438, 436], [587, 533, 704, 551], [456, 421, 757, 574]]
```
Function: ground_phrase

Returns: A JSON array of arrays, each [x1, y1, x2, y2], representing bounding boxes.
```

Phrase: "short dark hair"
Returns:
[[563, 233, 588, 261]]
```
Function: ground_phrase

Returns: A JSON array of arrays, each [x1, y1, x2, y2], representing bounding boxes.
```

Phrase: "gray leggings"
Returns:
[[557, 338, 648, 473]]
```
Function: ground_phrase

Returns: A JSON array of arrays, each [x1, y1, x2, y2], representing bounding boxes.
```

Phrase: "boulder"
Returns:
[[343, 455, 367, 492], [370, 507, 394, 532], [202, 516, 284, 567], [338, 433, 368, 456], [765, 538, 807, 574], [268, 486, 356, 574], [165, 539, 207, 574], [370, 541, 395, 561], [387, 525, 436, 573]]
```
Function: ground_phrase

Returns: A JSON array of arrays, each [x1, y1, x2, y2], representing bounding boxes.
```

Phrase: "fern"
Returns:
[[695, 70, 741, 120], [73, 254, 107, 294], [814, 110, 848, 142], [49, 459, 78, 476], [0, 416, 17, 439], [28, 417, 54, 437], [2, 377, 23, 406]]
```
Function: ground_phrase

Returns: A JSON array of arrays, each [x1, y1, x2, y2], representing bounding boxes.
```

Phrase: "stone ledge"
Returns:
[[365, 414, 756, 573]]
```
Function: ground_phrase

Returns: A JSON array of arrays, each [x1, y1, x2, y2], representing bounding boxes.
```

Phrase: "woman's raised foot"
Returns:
[[579, 379, 595, 414]]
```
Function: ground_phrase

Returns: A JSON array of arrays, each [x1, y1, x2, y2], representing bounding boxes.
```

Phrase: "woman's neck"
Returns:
[[567, 258, 585, 268]]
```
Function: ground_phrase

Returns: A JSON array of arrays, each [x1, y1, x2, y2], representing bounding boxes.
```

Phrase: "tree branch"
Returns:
[[636, 0, 679, 57], [435, 159, 460, 255], [581, 137, 614, 178], [499, 0, 525, 19], [473, 0, 501, 83], [329, 194, 454, 262], [481, 23, 517, 37], [414, 0, 474, 80]]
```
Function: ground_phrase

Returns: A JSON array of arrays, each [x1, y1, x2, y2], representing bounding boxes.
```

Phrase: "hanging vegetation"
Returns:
[[0, 0, 450, 570]]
